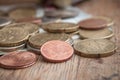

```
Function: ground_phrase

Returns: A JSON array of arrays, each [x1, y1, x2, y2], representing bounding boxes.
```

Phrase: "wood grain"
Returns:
[[0, 0, 120, 80]]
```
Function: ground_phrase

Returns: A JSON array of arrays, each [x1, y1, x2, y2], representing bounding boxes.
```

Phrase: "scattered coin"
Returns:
[[0, 27, 29, 47], [0, 51, 37, 69], [41, 22, 79, 33], [41, 40, 74, 62], [74, 39, 117, 58], [79, 28, 114, 39], [9, 7, 36, 20], [78, 17, 114, 29], [0, 17, 12, 28]]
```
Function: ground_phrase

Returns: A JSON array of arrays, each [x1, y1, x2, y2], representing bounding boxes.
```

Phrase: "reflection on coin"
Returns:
[[0, 51, 37, 69], [41, 40, 74, 62], [41, 22, 79, 33], [79, 28, 114, 39], [0, 17, 12, 28], [4, 23, 39, 36], [28, 33, 70, 49], [0, 28, 29, 47], [78, 17, 114, 29], [45, 9, 78, 18], [9, 7, 36, 20], [74, 39, 117, 58]]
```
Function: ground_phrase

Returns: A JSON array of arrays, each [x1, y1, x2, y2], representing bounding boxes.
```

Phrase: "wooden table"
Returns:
[[0, 0, 119, 80]]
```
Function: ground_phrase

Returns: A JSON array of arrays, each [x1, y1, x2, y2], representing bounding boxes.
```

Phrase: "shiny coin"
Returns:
[[0, 51, 37, 69], [41, 22, 79, 33], [0, 17, 12, 28], [28, 33, 70, 49], [0, 28, 29, 47], [79, 28, 114, 39], [78, 17, 114, 29], [74, 39, 117, 58], [41, 40, 74, 62]]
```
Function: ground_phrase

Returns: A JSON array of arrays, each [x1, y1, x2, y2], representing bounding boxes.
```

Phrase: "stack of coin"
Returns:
[[41, 22, 79, 33], [3, 22, 40, 36], [9, 7, 36, 21], [28, 33, 70, 53], [0, 51, 37, 69], [0, 27, 29, 52], [78, 17, 114, 39]]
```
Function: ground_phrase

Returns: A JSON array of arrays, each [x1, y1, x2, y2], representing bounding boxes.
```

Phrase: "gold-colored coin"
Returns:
[[4, 23, 39, 36], [9, 7, 36, 20], [74, 39, 117, 58], [41, 22, 79, 33], [79, 28, 114, 39], [0, 27, 29, 47], [28, 33, 70, 49]]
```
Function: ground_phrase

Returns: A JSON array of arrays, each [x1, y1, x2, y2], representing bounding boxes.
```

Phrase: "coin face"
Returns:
[[45, 9, 78, 18], [41, 22, 79, 33], [0, 51, 37, 69], [9, 7, 36, 20], [4, 23, 39, 36], [78, 17, 113, 29], [41, 40, 74, 62], [79, 28, 114, 39], [0, 27, 29, 47], [0, 17, 12, 27], [28, 33, 70, 49], [74, 39, 117, 58]]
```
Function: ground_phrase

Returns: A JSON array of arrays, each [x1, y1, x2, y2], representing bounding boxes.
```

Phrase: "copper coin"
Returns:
[[0, 27, 29, 47], [41, 40, 74, 62], [28, 33, 70, 49], [16, 17, 42, 25], [0, 51, 37, 69], [45, 9, 78, 18], [79, 17, 114, 29], [74, 39, 117, 58], [9, 7, 36, 20], [4, 23, 39, 36], [79, 28, 114, 39], [41, 22, 79, 33]]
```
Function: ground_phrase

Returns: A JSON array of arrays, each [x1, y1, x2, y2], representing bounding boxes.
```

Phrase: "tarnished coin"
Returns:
[[78, 17, 114, 29], [41, 40, 74, 62], [41, 22, 79, 33], [28, 33, 70, 49], [0, 17, 12, 28], [79, 28, 114, 39], [0, 28, 29, 47], [74, 39, 117, 58], [9, 7, 36, 20], [0, 51, 37, 69], [4, 23, 39, 36], [45, 9, 78, 18]]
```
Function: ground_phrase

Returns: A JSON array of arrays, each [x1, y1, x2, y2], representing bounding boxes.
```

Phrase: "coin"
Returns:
[[41, 40, 74, 62], [9, 7, 36, 20], [4, 23, 39, 36], [0, 51, 37, 69], [74, 39, 117, 58], [28, 33, 70, 49], [45, 9, 78, 18], [0, 17, 12, 28], [78, 17, 114, 29], [41, 22, 79, 33], [79, 28, 114, 39], [0, 27, 29, 47]]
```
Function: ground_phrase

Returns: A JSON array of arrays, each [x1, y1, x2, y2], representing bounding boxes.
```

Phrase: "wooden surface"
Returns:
[[0, 0, 120, 80]]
